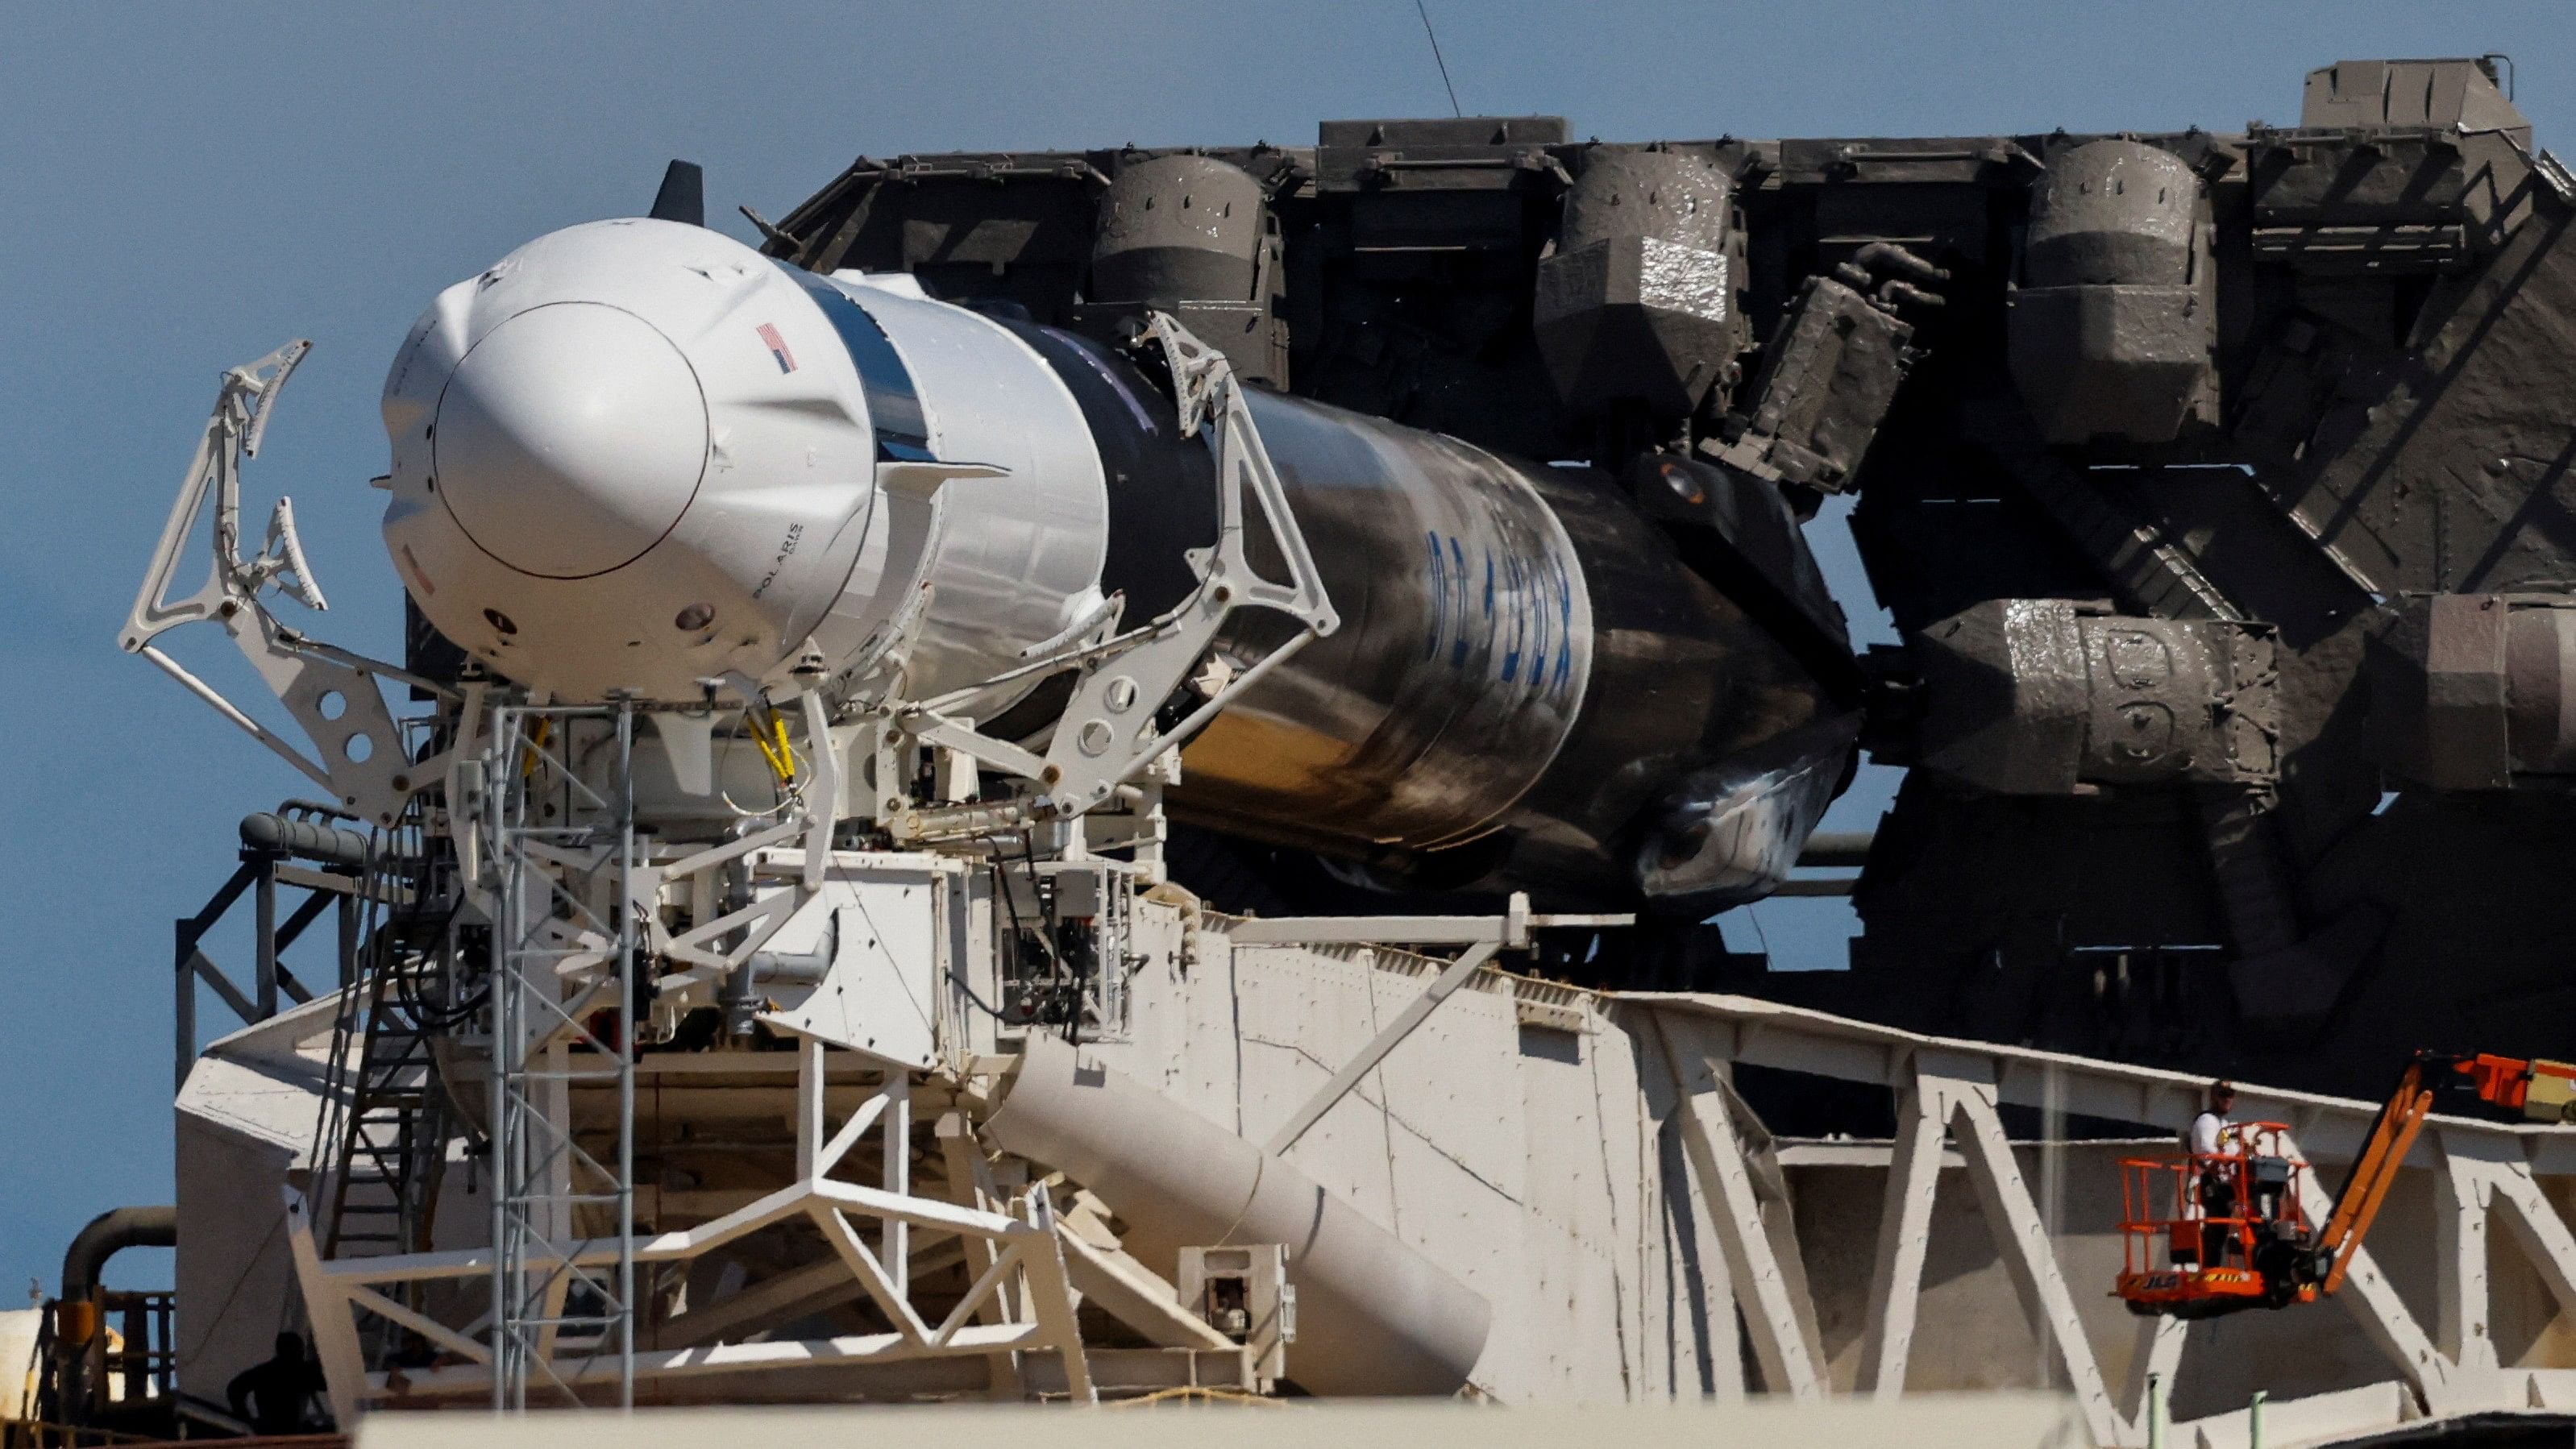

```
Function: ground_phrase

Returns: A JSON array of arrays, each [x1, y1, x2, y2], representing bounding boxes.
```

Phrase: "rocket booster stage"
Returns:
[[382, 219, 1851, 909]]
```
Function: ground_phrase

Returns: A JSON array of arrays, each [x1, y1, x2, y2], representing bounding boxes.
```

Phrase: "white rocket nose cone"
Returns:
[[433, 301, 708, 579]]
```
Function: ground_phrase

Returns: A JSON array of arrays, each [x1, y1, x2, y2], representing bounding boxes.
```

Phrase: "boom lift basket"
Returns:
[[2115, 1120, 2323, 1318]]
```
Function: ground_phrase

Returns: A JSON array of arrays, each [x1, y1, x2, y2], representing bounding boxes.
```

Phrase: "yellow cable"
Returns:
[[518, 716, 551, 778], [747, 706, 797, 789]]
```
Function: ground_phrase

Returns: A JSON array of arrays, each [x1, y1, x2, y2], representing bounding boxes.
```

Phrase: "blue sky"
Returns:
[[6, 0, 2573, 1299]]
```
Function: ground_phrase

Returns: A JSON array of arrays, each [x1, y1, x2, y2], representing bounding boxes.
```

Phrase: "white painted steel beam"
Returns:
[[654, 1259, 854, 1350], [1660, 1024, 1822, 1399], [935, 1111, 1024, 1399], [2485, 1154, 2576, 1326], [284, 1190, 368, 1429], [2436, 1134, 2499, 1372], [379, 1321, 1052, 1397], [1054, 1227, 1237, 1351], [1014, 1188, 1095, 1404], [1940, 1068, 2118, 1447], [1222, 892, 1629, 947], [1855, 1082, 1944, 1398], [1629, 992, 2576, 1169], [2277, 1127, 2449, 1408]]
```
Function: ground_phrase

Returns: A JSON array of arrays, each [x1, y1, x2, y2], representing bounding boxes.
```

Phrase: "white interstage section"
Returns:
[[177, 863, 2576, 1440]]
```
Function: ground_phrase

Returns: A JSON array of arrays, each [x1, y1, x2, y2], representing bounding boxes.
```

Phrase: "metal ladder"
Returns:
[[314, 806, 456, 1270]]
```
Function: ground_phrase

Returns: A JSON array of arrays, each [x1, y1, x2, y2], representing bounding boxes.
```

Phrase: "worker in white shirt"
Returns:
[[2186, 1080, 2239, 1265]]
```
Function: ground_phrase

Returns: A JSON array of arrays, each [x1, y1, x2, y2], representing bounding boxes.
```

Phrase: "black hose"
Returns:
[[238, 812, 371, 868]]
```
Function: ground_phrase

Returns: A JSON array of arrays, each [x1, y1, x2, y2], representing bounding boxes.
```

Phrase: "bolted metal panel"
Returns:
[[1916, 600, 2280, 795], [2300, 57, 2529, 139], [1076, 154, 1288, 387], [1534, 148, 1746, 417], [2025, 141, 2198, 289], [2370, 594, 2576, 790], [2008, 284, 2209, 423], [2250, 62, 2535, 276], [1709, 275, 1913, 493], [1315, 115, 1570, 150], [2009, 141, 2215, 445], [2505, 602, 2576, 774], [1090, 155, 1267, 305]]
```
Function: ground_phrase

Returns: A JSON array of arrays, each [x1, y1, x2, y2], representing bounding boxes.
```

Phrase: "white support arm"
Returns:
[[883, 312, 1340, 843], [120, 341, 454, 827]]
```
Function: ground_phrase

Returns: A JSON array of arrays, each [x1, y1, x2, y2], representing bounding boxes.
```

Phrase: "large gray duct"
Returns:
[[986, 1035, 1490, 1397]]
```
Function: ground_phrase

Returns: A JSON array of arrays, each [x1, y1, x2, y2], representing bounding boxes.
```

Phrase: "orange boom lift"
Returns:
[[2116, 1052, 2576, 1318]]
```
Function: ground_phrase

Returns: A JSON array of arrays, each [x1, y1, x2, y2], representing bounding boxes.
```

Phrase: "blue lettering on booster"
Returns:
[[1448, 536, 1469, 668], [1431, 533, 1452, 663], [1419, 522, 1579, 703], [1553, 553, 1575, 690]]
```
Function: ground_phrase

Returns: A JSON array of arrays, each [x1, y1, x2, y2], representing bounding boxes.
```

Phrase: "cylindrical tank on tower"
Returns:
[[1078, 153, 1286, 386], [1533, 147, 1747, 418], [2009, 139, 2217, 444]]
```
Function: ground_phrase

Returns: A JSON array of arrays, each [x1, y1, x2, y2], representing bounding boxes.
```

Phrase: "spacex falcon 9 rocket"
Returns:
[[378, 214, 1851, 911]]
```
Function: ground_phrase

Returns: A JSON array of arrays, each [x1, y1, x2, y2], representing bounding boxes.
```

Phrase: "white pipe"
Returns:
[[987, 1034, 1490, 1396]]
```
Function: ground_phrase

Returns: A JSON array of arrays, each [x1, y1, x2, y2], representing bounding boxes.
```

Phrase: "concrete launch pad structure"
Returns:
[[26, 51, 2576, 1449], [166, 907, 2576, 1445]]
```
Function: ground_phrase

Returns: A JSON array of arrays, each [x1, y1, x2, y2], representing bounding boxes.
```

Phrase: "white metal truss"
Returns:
[[285, 1040, 1128, 1418], [256, 885, 2576, 1434], [1630, 991, 2576, 1447], [482, 704, 639, 1410], [879, 311, 1338, 846]]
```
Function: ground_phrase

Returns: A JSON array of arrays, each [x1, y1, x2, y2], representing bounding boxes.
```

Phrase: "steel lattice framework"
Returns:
[[483, 703, 638, 1410]]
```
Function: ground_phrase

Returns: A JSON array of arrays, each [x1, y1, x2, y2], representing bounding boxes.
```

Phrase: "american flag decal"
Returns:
[[757, 322, 797, 374]]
